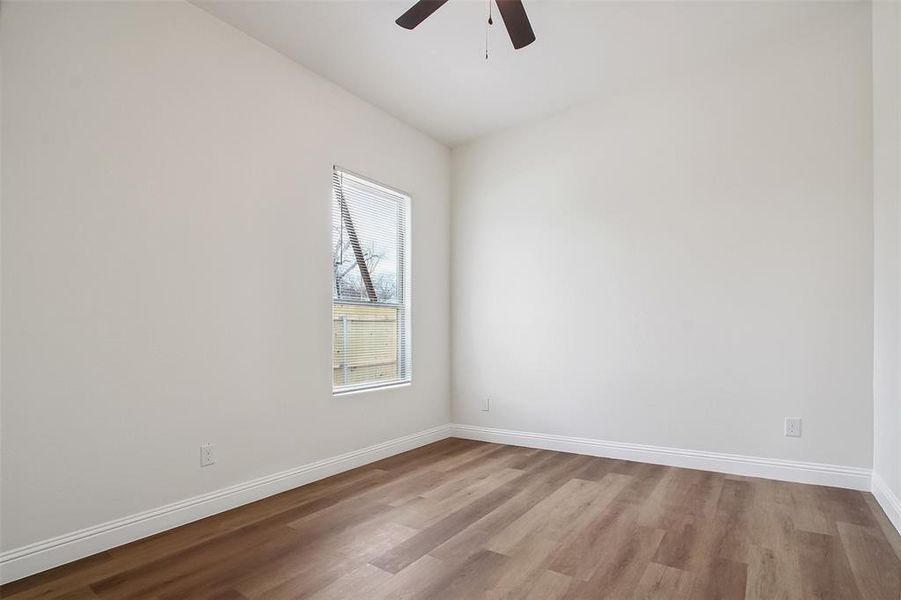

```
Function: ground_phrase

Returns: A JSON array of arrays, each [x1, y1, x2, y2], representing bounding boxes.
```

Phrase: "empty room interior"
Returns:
[[2, 0, 901, 597]]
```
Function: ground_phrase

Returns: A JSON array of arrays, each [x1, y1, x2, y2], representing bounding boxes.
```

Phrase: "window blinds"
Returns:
[[332, 168, 411, 393]]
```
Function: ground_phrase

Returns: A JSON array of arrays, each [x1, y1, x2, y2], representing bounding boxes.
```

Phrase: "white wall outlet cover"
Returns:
[[785, 418, 802, 438], [481, 397, 490, 412], [200, 443, 216, 467]]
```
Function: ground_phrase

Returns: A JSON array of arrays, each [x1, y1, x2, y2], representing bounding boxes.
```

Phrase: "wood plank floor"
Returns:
[[3, 438, 900, 599]]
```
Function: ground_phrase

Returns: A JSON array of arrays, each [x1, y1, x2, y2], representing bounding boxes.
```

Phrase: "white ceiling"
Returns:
[[194, 0, 828, 147]]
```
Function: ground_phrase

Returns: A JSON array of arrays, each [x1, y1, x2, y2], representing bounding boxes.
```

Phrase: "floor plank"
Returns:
[[631, 562, 695, 599], [836, 521, 901, 600], [797, 530, 864, 599]]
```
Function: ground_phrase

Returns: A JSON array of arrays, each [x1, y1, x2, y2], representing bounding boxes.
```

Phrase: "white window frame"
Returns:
[[331, 166, 412, 395]]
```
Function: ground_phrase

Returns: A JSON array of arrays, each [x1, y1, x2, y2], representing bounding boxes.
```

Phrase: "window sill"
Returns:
[[333, 381, 411, 397]]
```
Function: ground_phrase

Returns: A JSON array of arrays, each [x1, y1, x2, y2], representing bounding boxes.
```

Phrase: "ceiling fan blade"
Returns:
[[495, 0, 536, 49], [395, 0, 451, 30]]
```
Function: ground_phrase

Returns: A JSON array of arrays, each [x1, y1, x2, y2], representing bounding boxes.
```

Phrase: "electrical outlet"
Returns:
[[200, 443, 215, 467], [482, 396, 491, 412], [784, 418, 802, 438]]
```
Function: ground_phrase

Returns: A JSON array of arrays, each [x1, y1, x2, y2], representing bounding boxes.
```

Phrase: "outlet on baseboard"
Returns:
[[481, 397, 491, 412], [200, 443, 216, 467], [784, 418, 802, 438]]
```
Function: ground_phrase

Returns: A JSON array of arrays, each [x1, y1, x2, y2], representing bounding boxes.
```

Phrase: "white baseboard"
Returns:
[[872, 472, 901, 536], [451, 424, 872, 491], [0, 424, 452, 585]]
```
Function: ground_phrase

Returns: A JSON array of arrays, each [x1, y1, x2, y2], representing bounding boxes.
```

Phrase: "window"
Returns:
[[332, 168, 411, 393]]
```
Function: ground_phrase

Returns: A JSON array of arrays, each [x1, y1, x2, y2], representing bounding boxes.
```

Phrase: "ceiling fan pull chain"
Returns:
[[485, 0, 493, 60]]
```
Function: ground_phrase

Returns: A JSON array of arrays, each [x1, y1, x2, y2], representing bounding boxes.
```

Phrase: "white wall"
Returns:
[[0, 0, 450, 552], [873, 0, 901, 509], [452, 1, 874, 469]]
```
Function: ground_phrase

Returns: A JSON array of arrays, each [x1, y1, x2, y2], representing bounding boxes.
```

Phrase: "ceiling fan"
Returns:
[[396, 0, 536, 51]]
